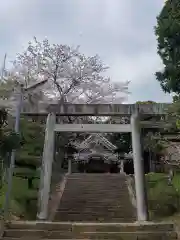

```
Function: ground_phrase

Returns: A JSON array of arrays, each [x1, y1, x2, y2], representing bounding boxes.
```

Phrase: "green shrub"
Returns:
[[148, 184, 180, 217]]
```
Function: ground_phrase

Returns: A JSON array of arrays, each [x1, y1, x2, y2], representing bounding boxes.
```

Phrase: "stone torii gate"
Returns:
[[22, 103, 170, 222]]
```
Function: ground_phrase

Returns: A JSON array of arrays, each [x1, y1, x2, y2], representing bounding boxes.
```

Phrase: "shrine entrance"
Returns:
[[124, 160, 134, 175], [22, 103, 169, 222], [77, 153, 119, 173], [86, 155, 109, 173]]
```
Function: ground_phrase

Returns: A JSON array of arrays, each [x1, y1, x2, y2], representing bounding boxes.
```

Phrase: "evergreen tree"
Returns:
[[155, 0, 180, 94], [0, 109, 20, 188]]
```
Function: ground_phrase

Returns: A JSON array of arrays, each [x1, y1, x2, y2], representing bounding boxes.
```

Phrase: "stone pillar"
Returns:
[[120, 160, 124, 173], [68, 158, 72, 174], [37, 113, 56, 220], [131, 113, 149, 221]]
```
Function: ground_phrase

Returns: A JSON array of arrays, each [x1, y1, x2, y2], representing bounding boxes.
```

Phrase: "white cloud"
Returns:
[[0, 0, 170, 102], [109, 48, 162, 84], [0, 0, 37, 22]]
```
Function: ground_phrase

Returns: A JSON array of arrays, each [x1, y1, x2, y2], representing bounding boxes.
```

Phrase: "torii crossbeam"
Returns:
[[21, 102, 170, 116]]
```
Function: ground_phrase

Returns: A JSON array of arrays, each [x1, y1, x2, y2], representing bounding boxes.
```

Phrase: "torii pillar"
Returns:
[[131, 113, 149, 221], [37, 113, 56, 220]]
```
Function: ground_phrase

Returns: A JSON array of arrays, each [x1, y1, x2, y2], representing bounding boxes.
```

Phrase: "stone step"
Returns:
[[60, 196, 129, 200], [66, 181, 127, 184], [63, 185, 127, 189], [64, 187, 126, 190], [4, 222, 177, 239], [6, 222, 72, 230], [57, 202, 132, 205], [62, 189, 127, 193], [67, 173, 125, 176], [61, 183, 129, 189], [55, 214, 135, 220], [59, 199, 130, 204], [63, 189, 127, 192], [53, 217, 136, 222], [56, 207, 135, 213], [59, 197, 130, 202], [62, 187, 127, 191], [64, 183, 127, 185], [58, 204, 131, 208], [3, 230, 177, 240], [62, 188, 127, 191], [65, 178, 126, 186], [3, 239, 92, 240], [67, 179, 126, 181], [66, 181, 126, 183], [55, 214, 136, 219], [55, 215, 136, 220], [58, 204, 132, 207], [55, 213, 136, 218], [66, 177, 126, 180], [67, 174, 126, 177], [6, 221, 175, 232], [55, 213, 135, 219], [59, 196, 132, 200]]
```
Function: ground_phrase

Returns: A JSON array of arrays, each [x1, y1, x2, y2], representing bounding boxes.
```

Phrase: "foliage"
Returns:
[[146, 173, 180, 218], [0, 109, 21, 189], [109, 101, 160, 155], [0, 176, 38, 219], [149, 184, 180, 217], [110, 133, 132, 155], [0, 79, 17, 100], [54, 132, 77, 169], [18, 118, 44, 157], [143, 132, 165, 153], [1, 118, 45, 219], [155, 0, 180, 94], [142, 130, 180, 170], [9, 37, 129, 106], [109, 101, 162, 157], [15, 118, 45, 190], [135, 100, 174, 159], [136, 101, 156, 104], [144, 98, 180, 169], [167, 99, 180, 130]]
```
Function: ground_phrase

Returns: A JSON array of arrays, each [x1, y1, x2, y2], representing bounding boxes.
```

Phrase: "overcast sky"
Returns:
[[0, 0, 171, 103]]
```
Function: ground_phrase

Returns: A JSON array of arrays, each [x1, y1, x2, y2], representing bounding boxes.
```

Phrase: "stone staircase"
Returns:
[[54, 173, 136, 222], [1, 221, 178, 239], [1, 173, 178, 239]]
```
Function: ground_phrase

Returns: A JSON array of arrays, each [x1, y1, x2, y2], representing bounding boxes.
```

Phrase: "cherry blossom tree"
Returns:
[[9, 37, 129, 105]]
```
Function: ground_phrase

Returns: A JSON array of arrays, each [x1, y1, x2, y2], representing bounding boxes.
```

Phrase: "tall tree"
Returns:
[[155, 0, 180, 94], [9, 37, 129, 106], [0, 108, 20, 189]]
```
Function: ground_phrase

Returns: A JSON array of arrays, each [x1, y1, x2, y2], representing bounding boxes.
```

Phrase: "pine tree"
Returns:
[[155, 0, 180, 94]]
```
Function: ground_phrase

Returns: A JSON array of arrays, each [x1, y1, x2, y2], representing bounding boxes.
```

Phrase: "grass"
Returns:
[[146, 172, 180, 222], [0, 176, 38, 220], [172, 174, 180, 193], [146, 172, 180, 192], [146, 172, 180, 195]]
